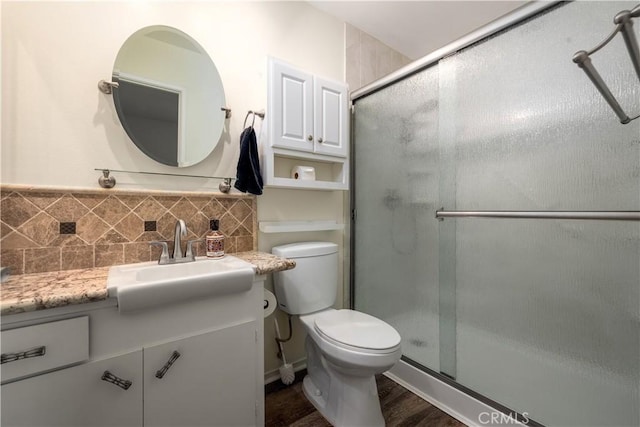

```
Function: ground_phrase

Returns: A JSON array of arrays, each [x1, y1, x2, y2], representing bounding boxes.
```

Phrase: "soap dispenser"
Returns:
[[206, 219, 225, 259]]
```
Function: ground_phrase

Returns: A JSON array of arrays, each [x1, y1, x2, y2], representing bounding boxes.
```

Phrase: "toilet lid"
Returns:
[[314, 310, 401, 350]]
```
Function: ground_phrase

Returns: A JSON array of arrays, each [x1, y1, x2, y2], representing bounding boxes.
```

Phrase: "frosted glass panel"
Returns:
[[439, 2, 640, 425], [353, 65, 440, 370], [353, 1, 640, 426], [439, 2, 640, 211]]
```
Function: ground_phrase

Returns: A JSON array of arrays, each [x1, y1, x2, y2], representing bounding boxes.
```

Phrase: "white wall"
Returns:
[[1, 1, 346, 377]]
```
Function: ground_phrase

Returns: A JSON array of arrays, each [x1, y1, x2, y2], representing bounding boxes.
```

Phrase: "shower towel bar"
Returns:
[[572, 4, 640, 124], [435, 210, 640, 221]]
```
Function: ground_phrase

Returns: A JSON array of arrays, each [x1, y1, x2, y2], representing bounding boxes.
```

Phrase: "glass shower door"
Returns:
[[437, 2, 639, 425], [353, 64, 441, 371], [352, 2, 640, 426]]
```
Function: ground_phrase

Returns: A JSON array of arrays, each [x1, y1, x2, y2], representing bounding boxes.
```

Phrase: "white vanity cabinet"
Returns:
[[143, 321, 258, 427], [264, 57, 349, 190], [2, 350, 144, 426], [0, 278, 265, 427]]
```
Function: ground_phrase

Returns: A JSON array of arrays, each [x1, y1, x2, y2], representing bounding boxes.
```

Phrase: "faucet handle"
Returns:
[[185, 239, 204, 260], [149, 241, 170, 264]]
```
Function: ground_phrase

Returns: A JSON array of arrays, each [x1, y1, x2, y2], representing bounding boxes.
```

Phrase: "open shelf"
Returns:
[[262, 148, 349, 191], [259, 220, 345, 233]]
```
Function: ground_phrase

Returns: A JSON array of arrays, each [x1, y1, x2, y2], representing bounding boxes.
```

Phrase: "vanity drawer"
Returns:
[[1, 316, 89, 383]]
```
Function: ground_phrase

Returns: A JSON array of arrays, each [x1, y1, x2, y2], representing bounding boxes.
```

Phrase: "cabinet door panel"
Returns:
[[144, 321, 257, 427], [1, 350, 143, 427], [270, 60, 314, 152], [314, 77, 348, 157]]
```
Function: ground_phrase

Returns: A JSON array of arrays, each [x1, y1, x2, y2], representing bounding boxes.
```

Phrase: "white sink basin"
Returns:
[[107, 256, 255, 313]]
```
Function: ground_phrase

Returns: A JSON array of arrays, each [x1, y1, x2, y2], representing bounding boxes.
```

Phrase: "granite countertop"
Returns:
[[0, 251, 295, 316]]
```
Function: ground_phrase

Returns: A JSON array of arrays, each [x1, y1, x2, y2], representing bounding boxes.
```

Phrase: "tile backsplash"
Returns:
[[0, 186, 256, 275]]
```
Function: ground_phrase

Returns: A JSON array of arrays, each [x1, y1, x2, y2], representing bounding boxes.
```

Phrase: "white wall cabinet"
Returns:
[[264, 58, 349, 190], [1, 279, 265, 427]]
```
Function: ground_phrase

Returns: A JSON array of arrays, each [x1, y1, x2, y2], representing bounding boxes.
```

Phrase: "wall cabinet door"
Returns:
[[314, 76, 348, 157], [143, 321, 257, 427], [1, 350, 143, 427], [270, 59, 314, 153]]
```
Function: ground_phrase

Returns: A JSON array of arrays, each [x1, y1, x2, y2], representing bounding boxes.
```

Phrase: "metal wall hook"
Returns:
[[98, 80, 119, 95]]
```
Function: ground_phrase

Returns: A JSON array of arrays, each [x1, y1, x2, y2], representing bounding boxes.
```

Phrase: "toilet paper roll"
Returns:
[[291, 166, 316, 181], [263, 289, 277, 318]]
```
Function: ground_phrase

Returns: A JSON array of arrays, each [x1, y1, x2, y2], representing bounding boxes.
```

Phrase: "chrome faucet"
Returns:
[[173, 219, 187, 259], [149, 219, 202, 265]]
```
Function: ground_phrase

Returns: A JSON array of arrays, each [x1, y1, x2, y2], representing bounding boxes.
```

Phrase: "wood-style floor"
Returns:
[[265, 374, 466, 427]]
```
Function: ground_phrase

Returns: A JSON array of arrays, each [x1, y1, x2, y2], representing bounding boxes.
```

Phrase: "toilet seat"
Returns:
[[312, 309, 401, 354]]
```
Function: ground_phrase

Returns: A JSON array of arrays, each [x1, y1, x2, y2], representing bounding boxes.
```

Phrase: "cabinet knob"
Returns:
[[307, 135, 313, 141], [317, 137, 323, 143], [101, 370, 132, 390]]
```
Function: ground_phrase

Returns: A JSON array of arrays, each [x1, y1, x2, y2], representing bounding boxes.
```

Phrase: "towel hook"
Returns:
[[243, 109, 265, 129]]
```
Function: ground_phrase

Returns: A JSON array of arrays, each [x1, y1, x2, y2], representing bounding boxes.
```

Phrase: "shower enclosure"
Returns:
[[351, 2, 640, 426]]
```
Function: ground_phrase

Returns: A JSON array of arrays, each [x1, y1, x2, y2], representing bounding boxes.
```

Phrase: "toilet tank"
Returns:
[[272, 242, 338, 315]]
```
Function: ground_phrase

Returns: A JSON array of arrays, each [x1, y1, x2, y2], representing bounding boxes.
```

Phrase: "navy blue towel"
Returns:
[[234, 127, 263, 195]]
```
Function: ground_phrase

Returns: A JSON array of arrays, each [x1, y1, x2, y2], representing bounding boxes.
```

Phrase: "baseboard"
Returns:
[[385, 360, 527, 427]]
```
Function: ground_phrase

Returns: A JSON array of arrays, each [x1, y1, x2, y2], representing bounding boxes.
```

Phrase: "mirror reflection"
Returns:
[[112, 25, 226, 167]]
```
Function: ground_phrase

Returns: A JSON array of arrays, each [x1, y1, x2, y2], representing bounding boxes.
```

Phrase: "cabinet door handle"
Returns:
[[101, 370, 132, 390], [307, 135, 313, 141], [1, 346, 46, 364], [317, 137, 323, 143], [155, 351, 181, 379]]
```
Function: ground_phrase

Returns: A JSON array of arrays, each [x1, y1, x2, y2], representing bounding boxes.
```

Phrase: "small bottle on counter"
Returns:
[[206, 219, 225, 259]]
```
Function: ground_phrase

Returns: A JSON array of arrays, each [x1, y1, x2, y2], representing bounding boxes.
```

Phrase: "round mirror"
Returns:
[[112, 26, 225, 167]]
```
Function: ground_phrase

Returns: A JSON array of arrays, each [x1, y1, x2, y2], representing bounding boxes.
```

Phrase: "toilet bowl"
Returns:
[[272, 242, 402, 427]]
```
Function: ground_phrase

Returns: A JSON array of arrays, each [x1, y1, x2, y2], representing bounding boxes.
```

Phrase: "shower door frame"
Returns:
[[349, 2, 558, 103]]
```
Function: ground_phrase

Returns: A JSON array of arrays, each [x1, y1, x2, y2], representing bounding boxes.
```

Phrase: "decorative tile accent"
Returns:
[[59, 222, 76, 235], [0, 186, 257, 275]]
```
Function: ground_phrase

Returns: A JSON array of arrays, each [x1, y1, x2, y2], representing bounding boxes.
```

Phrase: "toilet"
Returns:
[[272, 242, 402, 427]]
